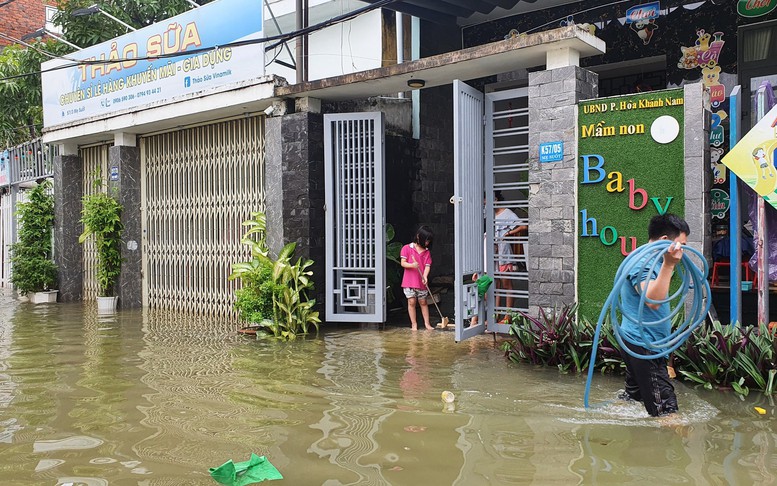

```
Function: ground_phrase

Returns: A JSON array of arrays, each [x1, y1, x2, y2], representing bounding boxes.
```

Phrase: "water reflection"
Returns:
[[1, 294, 777, 484]]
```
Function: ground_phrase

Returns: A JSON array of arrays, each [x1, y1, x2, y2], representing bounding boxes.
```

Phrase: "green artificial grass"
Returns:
[[577, 89, 685, 318]]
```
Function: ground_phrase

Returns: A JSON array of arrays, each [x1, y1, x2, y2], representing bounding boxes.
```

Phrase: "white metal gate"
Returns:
[[141, 116, 265, 317], [453, 83, 530, 340], [80, 144, 110, 300], [324, 112, 386, 323], [0, 190, 12, 288], [485, 87, 530, 335], [453, 80, 487, 342]]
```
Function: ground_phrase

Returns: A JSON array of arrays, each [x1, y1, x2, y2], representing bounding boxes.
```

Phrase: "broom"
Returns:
[[416, 266, 450, 329]]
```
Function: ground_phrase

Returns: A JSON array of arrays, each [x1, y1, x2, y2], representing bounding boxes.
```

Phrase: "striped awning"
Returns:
[[362, 0, 541, 23]]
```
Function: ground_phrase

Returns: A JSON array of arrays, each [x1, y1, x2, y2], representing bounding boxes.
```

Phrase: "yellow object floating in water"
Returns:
[[755, 407, 767, 415]]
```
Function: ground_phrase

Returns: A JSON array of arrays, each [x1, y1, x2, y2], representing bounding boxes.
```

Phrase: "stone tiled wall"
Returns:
[[53, 154, 82, 302], [683, 82, 712, 261], [265, 112, 325, 306], [417, 85, 454, 275], [527, 65, 598, 314], [108, 145, 141, 308]]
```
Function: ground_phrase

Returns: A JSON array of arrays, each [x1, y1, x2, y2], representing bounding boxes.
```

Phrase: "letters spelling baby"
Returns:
[[579, 154, 674, 256]]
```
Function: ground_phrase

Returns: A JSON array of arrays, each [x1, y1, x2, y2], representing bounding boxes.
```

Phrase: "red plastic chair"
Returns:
[[710, 261, 753, 287]]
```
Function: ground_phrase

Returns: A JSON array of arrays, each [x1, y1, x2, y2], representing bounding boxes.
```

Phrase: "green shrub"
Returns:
[[385, 223, 403, 306], [229, 211, 320, 340], [79, 185, 123, 297], [674, 321, 777, 396], [504, 302, 777, 397], [502, 303, 622, 374], [10, 180, 57, 295]]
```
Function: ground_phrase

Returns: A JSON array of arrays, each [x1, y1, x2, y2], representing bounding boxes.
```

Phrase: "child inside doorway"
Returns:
[[494, 190, 527, 323]]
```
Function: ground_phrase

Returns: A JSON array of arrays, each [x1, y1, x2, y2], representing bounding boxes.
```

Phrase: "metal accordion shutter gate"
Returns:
[[80, 144, 110, 300], [140, 116, 265, 317]]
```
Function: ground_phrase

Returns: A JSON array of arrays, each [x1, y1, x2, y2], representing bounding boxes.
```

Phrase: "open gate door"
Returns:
[[453, 80, 487, 342], [324, 112, 386, 323]]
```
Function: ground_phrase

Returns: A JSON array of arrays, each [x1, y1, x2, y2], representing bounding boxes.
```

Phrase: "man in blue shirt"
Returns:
[[618, 214, 689, 417]]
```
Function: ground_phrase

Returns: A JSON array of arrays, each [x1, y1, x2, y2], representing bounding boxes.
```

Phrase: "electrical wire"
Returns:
[[583, 239, 711, 409], [0, 32, 69, 61], [0, 0, 399, 83]]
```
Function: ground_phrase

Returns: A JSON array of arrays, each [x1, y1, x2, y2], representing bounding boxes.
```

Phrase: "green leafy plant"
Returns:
[[10, 180, 57, 295], [504, 301, 777, 397], [502, 303, 622, 374], [79, 182, 123, 297], [0, 41, 72, 145], [674, 321, 777, 396], [385, 223, 403, 306], [229, 211, 320, 340]]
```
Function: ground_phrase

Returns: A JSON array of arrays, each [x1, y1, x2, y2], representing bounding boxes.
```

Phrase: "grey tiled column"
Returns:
[[527, 65, 598, 314], [53, 152, 83, 302], [683, 82, 712, 262], [265, 110, 325, 306], [108, 144, 142, 308]]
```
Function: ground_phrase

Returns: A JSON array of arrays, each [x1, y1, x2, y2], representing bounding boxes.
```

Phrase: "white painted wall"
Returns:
[[264, 0, 383, 83]]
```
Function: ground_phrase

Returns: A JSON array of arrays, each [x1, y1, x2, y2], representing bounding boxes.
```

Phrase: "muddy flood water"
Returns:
[[1, 295, 777, 485]]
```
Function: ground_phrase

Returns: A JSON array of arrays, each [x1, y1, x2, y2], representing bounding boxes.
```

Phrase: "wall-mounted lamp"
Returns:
[[407, 79, 425, 89], [72, 5, 137, 32], [21, 27, 82, 49]]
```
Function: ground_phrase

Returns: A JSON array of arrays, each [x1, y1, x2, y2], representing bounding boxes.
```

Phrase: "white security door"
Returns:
[[324, 112, 386, 323], [485, 87, 530, 335], [453, 80, 487, 342]]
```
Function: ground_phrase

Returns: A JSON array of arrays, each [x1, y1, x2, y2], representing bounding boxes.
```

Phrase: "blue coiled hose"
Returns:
[[583, 239, 711, 409]]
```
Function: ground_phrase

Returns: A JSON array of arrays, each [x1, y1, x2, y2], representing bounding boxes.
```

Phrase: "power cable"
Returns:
[[0, 0, 399, 83]]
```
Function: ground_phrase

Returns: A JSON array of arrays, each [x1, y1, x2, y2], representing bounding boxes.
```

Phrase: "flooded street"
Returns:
[[1, 294, 777, 485]]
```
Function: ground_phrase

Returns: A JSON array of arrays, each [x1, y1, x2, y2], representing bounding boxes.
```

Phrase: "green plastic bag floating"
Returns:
[[209, 453, 283, 485]]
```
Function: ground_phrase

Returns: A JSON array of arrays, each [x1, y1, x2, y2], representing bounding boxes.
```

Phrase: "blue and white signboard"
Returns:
[[41, 0, 264, 127], [625, 1, 660, 24], [539, 141, 564, 163], [0, 150, 9, 186]]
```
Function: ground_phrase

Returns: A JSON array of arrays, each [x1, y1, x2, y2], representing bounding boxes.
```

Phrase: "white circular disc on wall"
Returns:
[[650, 115, 680, 144]]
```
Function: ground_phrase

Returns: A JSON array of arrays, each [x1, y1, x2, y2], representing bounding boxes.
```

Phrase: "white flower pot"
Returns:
[[96, 296, 118, 313], [29, 290, 58, 304]]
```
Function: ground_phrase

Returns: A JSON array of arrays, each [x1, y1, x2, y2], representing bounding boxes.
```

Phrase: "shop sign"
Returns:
[[110, 166, 119, 181], [539, 141, 564, 162], [677, 30, 725, 70], [737, 0, 777, 18], [625, 2, 660, 23], [711, 188, 730, 219], [0, 150, 9, 186], [721, 104, 777, 209], [41, 0, 264, 127], [711, 147, 728, 184], [710, 126, 725, 147]]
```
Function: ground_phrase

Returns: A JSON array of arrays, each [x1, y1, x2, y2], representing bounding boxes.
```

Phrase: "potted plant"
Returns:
[[10, 179, 58, 303], [79, 185, 123, 313], [229, 211, 320, 340]]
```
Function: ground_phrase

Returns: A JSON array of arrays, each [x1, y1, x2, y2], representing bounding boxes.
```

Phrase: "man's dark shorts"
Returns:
[[619, 341, 678, 417]]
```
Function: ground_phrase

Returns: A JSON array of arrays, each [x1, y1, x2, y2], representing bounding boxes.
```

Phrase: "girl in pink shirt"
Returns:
[[400, 226, 434, 331]]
